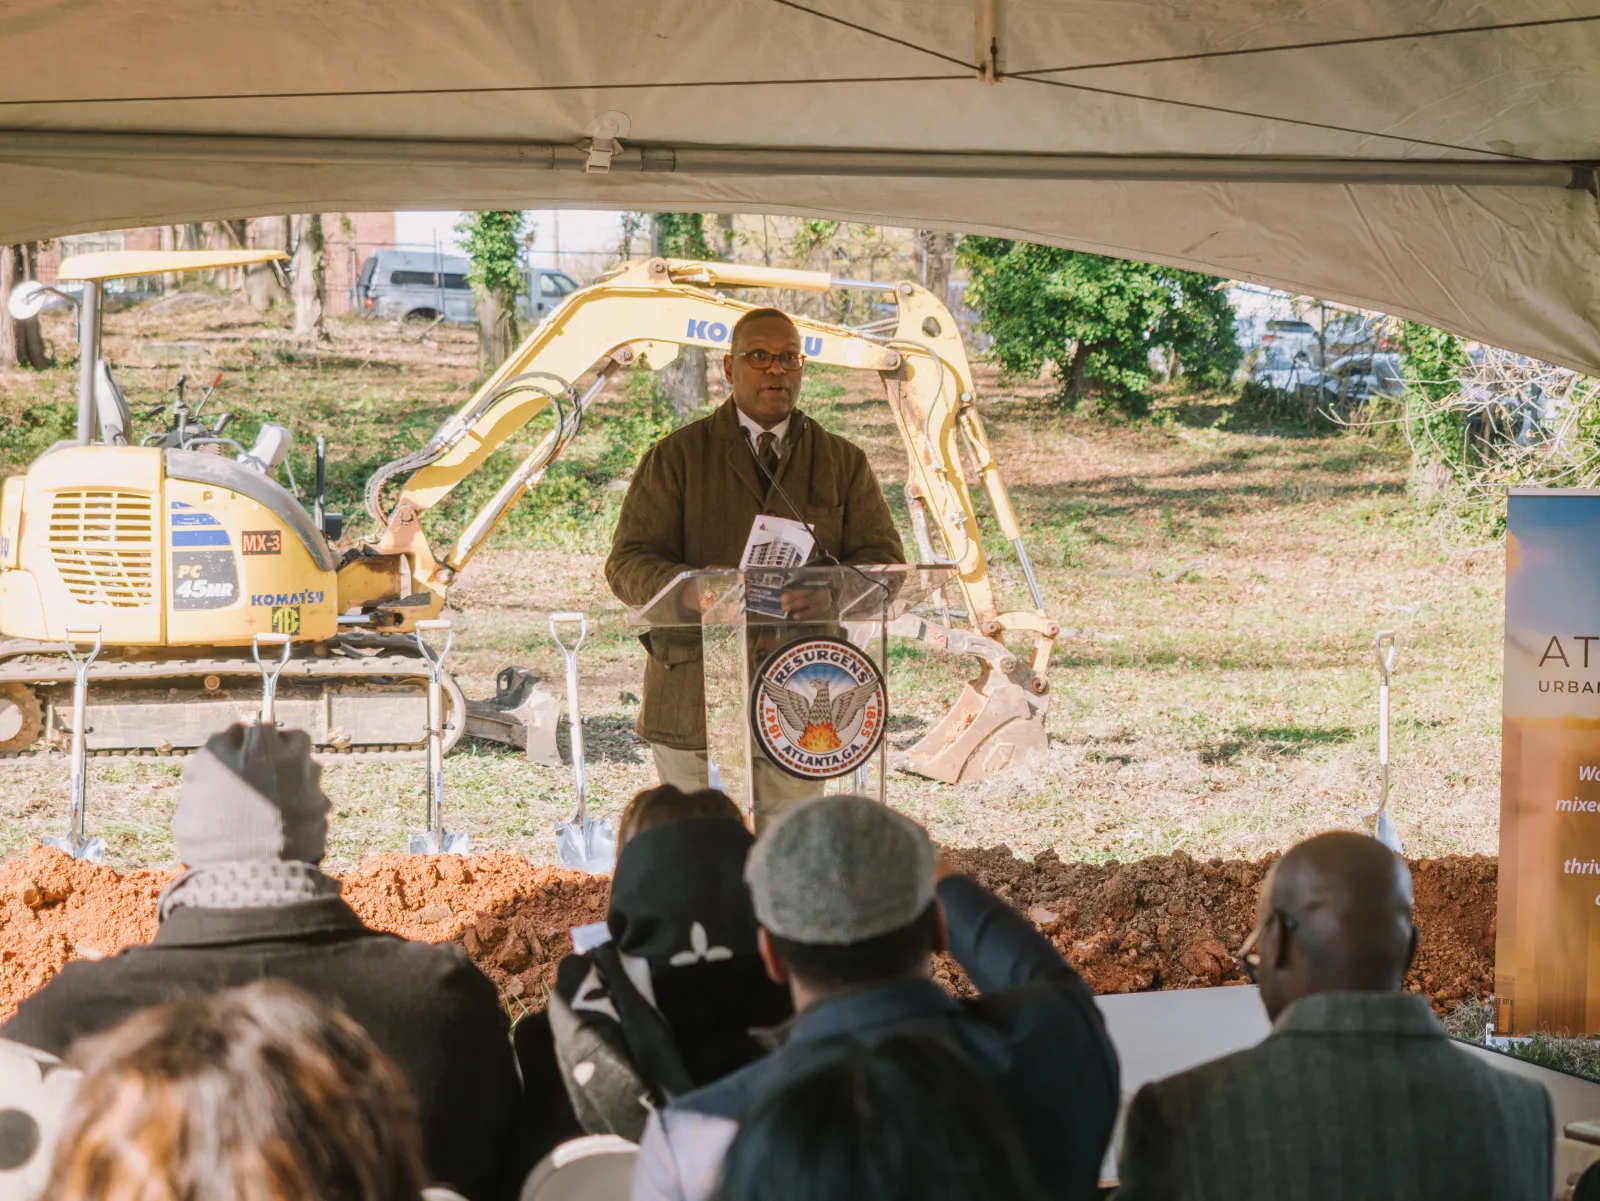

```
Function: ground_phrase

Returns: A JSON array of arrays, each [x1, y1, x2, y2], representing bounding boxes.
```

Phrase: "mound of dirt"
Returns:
[[0, 845, 1498, 1023], [931, 847, 1497, 1011]]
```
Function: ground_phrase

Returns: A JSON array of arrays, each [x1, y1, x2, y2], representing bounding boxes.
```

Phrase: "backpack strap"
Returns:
[[592, 942, 697, 1102]]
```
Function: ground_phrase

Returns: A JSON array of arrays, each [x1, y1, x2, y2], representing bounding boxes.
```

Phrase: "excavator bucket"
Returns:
[[899, 666, 1049, 783], [462, 666, 563, 767], [886, 614, 1052, 784]]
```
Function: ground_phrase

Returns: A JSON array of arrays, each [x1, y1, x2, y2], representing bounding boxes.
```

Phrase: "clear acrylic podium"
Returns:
[[628, 565, 955, 813]]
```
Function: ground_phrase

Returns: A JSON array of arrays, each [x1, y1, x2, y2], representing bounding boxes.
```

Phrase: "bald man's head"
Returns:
[[1252, 831, 1415, 1019]]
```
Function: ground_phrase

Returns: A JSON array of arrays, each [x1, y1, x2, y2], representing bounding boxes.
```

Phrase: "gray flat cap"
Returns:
[[174, 724, 330, 867], [745, 796, 935, 945]]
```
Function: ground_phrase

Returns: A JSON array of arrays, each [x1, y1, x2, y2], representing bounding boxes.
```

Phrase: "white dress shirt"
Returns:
[[734, 406, 790, 451]]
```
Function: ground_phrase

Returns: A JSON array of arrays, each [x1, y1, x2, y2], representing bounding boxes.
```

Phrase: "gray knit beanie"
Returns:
[[173, 724, 329, 866], [745, 795, 935, 945]]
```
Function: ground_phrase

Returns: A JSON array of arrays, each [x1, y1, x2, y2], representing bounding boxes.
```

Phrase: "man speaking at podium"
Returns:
[[606, 308, 904, 830]]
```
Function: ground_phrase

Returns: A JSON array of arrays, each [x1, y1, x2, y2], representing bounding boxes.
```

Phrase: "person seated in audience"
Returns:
[[1113, 830, 1553, 1201], [520, 785, 791, 1150], [631, 795, 1119, 1201], [712, 1031, 1046, 1201], [3, 723, 524, 1201], [45, 979, 453, 1201]]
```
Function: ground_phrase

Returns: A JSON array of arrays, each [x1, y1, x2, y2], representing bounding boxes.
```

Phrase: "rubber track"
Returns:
[[0, 641, 465, 762]]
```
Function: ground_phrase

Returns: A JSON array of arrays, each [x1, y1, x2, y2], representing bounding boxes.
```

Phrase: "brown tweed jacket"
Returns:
[[604, 398, 904, 748]]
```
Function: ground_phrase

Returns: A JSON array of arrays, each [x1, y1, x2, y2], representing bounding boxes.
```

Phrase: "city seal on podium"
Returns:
[[752, 635, 887, 779]]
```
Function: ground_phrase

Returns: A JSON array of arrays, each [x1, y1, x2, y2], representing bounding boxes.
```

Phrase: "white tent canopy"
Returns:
[[2, 1, 1596, 371]]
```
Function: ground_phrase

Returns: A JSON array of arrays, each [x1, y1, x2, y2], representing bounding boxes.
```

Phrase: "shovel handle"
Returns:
[[63, 625, 103, 669], [549, 613, 587, 813], [549, 612, 588, 656], [414, 618, 454, 676], [1373, 630, 1396, 684]]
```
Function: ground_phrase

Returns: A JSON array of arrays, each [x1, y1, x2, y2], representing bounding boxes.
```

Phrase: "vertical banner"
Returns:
[[1497, 488, 1600, 1037]]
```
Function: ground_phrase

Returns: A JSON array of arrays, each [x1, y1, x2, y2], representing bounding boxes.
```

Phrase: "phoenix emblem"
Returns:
[[767, 675, 881, 752]]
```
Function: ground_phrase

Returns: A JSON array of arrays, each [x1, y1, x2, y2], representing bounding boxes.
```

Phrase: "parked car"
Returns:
[[1261, 318, 1319, 363], [351, 249, 580, 325], [1321, 352, 1405, 404], [1251, 347, 1325, 394]]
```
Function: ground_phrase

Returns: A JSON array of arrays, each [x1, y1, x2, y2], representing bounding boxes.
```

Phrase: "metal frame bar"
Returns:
[[0, 130, 1585, 189]]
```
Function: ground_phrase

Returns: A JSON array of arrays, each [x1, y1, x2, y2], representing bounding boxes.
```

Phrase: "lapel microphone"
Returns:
[[738, 421, 839, 566]]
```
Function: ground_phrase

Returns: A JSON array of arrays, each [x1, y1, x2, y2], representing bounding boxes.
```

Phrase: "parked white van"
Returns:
[[352, 249, 580, 325]]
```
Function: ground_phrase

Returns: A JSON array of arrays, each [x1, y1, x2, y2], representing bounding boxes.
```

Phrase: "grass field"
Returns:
[[0, 295, 1503, 871]]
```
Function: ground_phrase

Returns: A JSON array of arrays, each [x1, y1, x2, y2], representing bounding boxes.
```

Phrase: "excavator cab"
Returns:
[[0, 250, 377, 758]]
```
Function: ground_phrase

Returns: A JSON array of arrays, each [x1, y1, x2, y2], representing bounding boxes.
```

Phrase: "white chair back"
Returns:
[[519, 1134, 638, 1201], [0, 1038, 83, 1201]]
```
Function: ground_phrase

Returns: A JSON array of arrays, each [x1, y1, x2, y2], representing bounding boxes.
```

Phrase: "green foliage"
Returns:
[[788, 219, 839, 259], [595, 366, 684, 477], [1396, 321, 1470, 472], [439, 366, 686, 552], [0, 400, 75, 463], [1392, 321, 1600, 540], [959, 238, 1241, 415], [652, 214, 719, 260], [1443, 999, 1600, 1085], [1397, 321, 1469, 406], [454, 211, 527, 298]]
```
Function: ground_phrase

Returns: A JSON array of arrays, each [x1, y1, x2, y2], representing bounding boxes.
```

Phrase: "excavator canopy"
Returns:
[[57, 249, 289, 283]]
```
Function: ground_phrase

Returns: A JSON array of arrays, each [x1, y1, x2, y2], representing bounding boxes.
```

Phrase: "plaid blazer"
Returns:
[[605, 398, 903, 749], [1114, 991, 1553, 1201]]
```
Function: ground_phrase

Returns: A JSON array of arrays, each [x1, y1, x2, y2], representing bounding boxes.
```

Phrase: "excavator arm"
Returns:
[[340, 258, 1056, 781]]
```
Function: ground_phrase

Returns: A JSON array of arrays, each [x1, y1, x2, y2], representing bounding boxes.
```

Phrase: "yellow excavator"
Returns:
[[0, 253, 1055, 781]]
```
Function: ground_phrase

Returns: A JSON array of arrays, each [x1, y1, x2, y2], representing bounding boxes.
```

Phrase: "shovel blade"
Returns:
[[408, 830, 471, 857], [43, 834, 105, 863], [1367, 809, 1404, 855], [555, 817, 617, 875]]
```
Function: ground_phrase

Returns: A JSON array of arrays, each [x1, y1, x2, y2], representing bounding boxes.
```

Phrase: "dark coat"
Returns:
[[2, 898, 526, 1201], [604, 398, 904, 749], [1113, 991, 1554, 1201], [632, 874, 1121, 1201]]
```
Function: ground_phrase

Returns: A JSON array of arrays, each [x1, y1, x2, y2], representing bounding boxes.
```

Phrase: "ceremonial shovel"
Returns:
[[251, 632, 291, 725], [550, 612, 616, 874], [1364, 630, 1405, 854], [44, 626, 104, 862], [409, 620, 469, 856]]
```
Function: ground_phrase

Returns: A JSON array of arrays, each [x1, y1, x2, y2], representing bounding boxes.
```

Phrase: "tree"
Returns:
[[245, 216, 289, 310], [1395, 319, 1471, 475], [651, 213, 717, 261], [456, 211, 526, 371], [650, 214, 719, 417], [291, 214, 326, 343], [917, 230, 954, 304], [714, 214, 736, 260], [0, 244, 50, 369], [959, 238, 1241, 414], [1396, 320, 1469, 407]]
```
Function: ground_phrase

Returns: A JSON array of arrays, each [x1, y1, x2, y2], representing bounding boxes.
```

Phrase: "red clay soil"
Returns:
[[930, 847, 1497, 1010], [0, 845, 1497, 1024]]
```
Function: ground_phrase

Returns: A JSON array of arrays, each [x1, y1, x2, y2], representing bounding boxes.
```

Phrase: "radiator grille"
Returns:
[[47, 490, 156, 607]]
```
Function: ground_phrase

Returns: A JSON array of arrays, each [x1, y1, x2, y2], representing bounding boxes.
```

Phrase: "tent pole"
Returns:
[[0, 130, 1583, 191]]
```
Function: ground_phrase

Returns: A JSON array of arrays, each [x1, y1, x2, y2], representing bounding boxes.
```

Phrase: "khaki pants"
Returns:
[[650, 744, 823, 834]]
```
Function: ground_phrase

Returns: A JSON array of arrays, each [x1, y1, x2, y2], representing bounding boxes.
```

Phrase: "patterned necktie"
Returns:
[[756, 430, 780, 483]]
